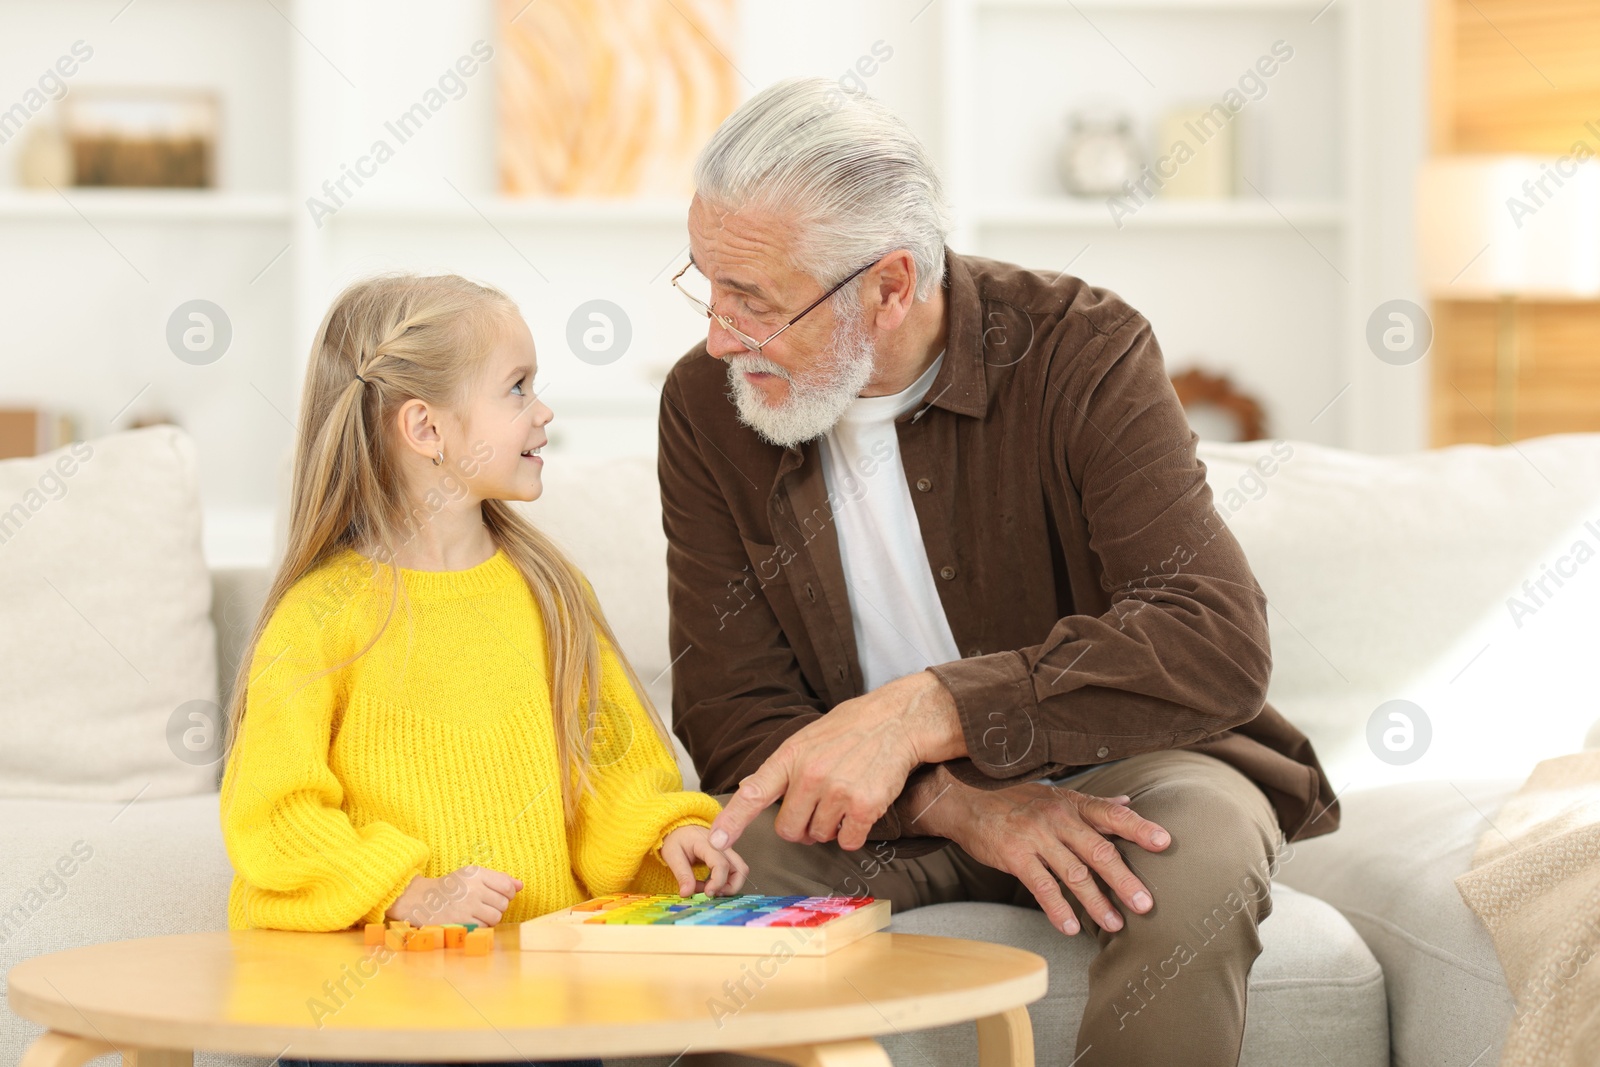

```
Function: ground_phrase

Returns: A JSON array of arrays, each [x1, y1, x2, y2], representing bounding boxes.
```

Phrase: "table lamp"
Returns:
[[1417, 155, 1600, 439]]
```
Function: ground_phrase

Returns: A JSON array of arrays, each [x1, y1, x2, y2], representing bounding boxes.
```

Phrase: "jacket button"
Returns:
[[916, 477, 932, 492], [1096, 746, 1110, 759], [966, 648, 981, 658], [805, 582, 816, 602], [939, 565, 957, 580]]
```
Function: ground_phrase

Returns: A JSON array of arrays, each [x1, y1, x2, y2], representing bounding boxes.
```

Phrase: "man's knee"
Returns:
[[1118, 759, 1281, 935]]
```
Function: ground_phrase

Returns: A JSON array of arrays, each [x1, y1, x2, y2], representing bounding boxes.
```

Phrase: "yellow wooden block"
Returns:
[[407, 928, 441, 952], [463, 928, 494, 956], [443, 925, 467, 948], [384, 928, 407, 952], [364, 923, 385, 946]]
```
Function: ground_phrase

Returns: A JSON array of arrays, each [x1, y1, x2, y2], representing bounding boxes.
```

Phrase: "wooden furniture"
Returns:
[[7, 927, 1046, 1067], [1169, 367, 1269, 442], [1428, 0, 1600, 444]]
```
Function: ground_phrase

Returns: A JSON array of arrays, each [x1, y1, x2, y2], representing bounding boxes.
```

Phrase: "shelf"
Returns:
[[328, 196, 691, 226], [0, 189, 292, 223], [973, 197, 1346, 229], [976, 0, 1337, 11]]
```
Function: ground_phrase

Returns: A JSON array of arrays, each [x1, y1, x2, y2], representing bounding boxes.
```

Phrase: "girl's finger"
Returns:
[[661, 843, 694, 896], [704, 850, 732, 895], [727, 850, 750, 894]]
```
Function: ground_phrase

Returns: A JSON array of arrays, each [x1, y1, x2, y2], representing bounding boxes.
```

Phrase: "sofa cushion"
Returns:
[[0, 426, 219, 801], [1196, 434, 1600, 791], [0, 792, 261, 1067], [1278, 778, 1518, 1067], [878, 886, 1386, 1067], [513, 454, 701, 787]]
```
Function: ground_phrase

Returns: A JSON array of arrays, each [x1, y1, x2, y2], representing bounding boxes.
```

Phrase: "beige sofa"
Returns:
[[5, 424, 1598, 1067]]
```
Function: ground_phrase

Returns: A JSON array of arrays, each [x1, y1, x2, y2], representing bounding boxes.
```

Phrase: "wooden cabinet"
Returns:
[[1430, 0, 1600, 444]]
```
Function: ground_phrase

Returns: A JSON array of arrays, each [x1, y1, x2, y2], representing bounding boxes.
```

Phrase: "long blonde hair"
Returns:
[[222, 272, 674, 825]]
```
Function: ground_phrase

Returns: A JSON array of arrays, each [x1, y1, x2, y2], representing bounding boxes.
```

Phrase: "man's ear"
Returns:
[[868, 250, 918, 332]]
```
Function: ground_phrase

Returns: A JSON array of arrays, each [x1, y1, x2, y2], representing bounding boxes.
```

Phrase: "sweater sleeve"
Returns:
[[567, 632, 723, 898], [220, 592, 431, 930]]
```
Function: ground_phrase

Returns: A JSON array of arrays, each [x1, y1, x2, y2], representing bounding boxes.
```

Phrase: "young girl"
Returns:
[[220, 273, 747, 1062]]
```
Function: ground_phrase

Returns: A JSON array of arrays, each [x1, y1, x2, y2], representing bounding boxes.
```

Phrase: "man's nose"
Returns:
[[705, 315, 750, 360]]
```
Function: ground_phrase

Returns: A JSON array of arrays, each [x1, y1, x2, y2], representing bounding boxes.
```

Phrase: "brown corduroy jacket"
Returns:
[[657, 249, 1339, 857]]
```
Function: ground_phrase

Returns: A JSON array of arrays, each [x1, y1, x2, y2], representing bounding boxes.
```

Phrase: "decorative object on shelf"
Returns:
[[128, 412, 178, 431], [1155, 103, 1239, 199], [1169, 367, 1267, 442], [1056, 108, 1145, 197], [498, 0, 738, 196], [0, 408, 77, 459], [16, 123, 74, 189], [61, 88, 217, 188], [1417, 155, 1600, 442]]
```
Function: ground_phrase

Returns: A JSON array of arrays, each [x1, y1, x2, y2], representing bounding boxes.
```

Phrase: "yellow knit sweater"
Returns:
[[220, 545, 720, 931]]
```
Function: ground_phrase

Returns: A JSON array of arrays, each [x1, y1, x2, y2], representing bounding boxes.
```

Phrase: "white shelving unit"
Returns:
[[1, 0, 1423, 566], [940, 0, 1370, 452]]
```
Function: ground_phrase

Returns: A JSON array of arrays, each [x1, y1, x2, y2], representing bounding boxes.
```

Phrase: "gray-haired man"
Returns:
[[658, 77, 1338, 1067]]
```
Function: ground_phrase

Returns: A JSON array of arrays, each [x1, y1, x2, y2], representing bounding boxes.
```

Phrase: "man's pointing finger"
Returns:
[[709, 762, 789, 850]]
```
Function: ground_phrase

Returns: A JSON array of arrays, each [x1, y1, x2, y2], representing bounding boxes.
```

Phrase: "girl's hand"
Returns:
[[384, 864, 523, 927], [661, 824, 749, 896]]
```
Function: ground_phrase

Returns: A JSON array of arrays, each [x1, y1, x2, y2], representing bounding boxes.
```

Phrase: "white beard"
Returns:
[[724, 302, 876, 448]]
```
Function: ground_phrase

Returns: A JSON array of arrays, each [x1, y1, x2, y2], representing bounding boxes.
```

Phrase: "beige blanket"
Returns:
[[1455, 750, 1600, 1066]]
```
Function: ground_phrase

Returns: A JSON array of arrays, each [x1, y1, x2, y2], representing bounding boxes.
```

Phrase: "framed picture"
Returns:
[[497, 0, 737, 197]]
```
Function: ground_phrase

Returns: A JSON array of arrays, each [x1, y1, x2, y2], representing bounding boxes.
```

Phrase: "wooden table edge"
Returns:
[[10, 932, 1049, 1067]]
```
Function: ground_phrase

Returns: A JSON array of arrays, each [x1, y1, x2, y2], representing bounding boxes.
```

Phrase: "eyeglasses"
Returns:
[[670, 257, 877, 353]]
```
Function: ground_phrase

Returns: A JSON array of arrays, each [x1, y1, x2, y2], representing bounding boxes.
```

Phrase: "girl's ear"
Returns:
[[396, 397, 444, 461]]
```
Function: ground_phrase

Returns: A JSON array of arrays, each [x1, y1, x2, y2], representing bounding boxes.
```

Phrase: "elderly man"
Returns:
[[657, 78, 1338, 1067]]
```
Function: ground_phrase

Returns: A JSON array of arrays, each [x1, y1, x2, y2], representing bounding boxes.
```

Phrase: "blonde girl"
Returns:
[[220, 273, 747, 964]]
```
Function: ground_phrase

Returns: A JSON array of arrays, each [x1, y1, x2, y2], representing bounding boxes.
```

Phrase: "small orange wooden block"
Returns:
[[407, 927, 442, 952], [384, 928, 409, 952], [443, 925, 468, 948], [463, 928, 494, 956], [364, 923, 386, 945]]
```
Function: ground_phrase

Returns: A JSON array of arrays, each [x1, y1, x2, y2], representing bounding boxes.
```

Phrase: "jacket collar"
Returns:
[[776, 246, 987, 476], [921, 248, 988, 419]]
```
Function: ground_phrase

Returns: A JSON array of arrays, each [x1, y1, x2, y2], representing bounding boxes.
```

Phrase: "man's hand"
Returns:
[[909, 767, 1171, 936], [709, 670, 965, 853]]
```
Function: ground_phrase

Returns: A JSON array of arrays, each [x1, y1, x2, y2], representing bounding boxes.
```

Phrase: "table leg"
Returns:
[[742, 1037, 893, 1067], [976, 1006, 1034, 1067], [120, 1051, 193, 1067], [19, 1032, 117, 1067]]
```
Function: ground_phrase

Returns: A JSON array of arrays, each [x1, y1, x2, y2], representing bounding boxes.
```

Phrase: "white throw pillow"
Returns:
[[0, 425, 219, 801], [1198, 433, 1600, 791]]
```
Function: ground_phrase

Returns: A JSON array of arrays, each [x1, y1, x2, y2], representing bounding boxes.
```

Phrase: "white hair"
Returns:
[[694, 77, 952, 303]]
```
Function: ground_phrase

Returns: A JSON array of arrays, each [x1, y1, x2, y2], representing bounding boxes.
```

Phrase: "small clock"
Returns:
[[1056, 110, 1145, 197]]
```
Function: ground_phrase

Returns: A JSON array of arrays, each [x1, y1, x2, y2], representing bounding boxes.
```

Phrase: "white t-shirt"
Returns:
[[818, 351, 962, 693]]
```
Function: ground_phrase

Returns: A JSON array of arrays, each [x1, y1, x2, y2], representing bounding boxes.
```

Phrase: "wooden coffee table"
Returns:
[[8, 926, 1046, 1067]]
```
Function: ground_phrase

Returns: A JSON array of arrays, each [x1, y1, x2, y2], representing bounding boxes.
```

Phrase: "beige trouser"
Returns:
[[713, 749, 1284, 1067]]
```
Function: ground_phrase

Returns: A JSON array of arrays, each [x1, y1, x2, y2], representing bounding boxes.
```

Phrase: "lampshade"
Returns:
[[1417, 155, 1600, 299]]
